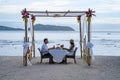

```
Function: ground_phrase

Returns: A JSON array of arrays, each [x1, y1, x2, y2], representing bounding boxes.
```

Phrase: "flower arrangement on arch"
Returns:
[[21, 8, 29, 22], [31, 15, 36, 24], [77, 15, 81, 23], [86, 9, 96, 22]]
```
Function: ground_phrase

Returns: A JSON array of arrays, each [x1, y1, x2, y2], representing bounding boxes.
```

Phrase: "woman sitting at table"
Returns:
[[63, 39, 75, 55]]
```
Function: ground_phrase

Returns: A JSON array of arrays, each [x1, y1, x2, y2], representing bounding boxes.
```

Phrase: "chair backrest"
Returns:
[[38, 48, 43, 56], [73, 47, 78, 56]]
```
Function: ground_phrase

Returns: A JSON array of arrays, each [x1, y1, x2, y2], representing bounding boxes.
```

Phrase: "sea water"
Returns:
[[0, 31, 120, 56]]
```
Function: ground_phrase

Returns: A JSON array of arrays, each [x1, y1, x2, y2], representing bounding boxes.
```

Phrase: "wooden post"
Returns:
[[32, 22, 35, 58], [22, 8, 30, 66], [77, 16, 83, 58], [87, 16, 92, 66], [23, 21, 28, 43], [31, 15, 36, 58], [79, 22, 83, 58], [23, 20, 28, 66]]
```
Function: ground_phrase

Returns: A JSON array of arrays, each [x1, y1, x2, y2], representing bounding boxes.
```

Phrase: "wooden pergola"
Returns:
[[21, 8, 95, 66]]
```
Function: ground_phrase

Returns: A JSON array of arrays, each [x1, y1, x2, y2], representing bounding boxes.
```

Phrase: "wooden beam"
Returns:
[[33, 15, 85, 17], [28, 10, 95, 17], [63, 10, 70, 16], [46, 10, 49, 16], [27, 11, 95, 13]]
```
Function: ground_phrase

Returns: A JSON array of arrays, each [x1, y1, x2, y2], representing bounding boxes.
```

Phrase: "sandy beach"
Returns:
[[0, 56, 120, 80]]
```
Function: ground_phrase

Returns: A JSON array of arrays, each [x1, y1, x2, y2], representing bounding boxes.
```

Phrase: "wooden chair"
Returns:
[[38, 48, 50, 63], [65, 47, 78, 64]]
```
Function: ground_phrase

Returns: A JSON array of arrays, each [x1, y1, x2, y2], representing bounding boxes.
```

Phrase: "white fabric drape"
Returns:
[[86, 42, 94, 60], [27, 57, 32, 66], [23, 42, 32, 66], [23, 42, 29, 56], [49, 48, 68, 63]]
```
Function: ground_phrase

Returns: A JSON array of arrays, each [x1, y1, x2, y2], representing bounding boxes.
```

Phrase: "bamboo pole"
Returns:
[[79, 22, 83, 58], [34, 15, 82, 17], [25, 21, 28, 42], [32, 22, 35, 58], [23, 20, 28, 66], [28, 11, 95, 13], [87, 17, 92, 66]]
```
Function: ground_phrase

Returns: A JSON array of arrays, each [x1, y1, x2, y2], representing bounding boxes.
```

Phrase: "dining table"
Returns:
[[49, 48, 68, 63]]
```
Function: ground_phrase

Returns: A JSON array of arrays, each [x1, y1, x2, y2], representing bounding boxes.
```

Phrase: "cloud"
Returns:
[[52, 0, 70, 6], [0, 0, 120, 26], [94, 0, 120, 13], [93, 17, 120, 24], [0, 0, 71, 13], [1, 0, 120, 13], [95, 3, 120, 13], [0, 5, 24, 13]]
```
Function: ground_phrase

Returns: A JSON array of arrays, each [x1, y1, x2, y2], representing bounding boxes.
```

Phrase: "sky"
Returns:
[[0, 0, 120, 31]]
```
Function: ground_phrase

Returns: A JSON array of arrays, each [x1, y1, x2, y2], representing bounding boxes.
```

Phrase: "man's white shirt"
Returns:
[[41, 43, 49, 55]]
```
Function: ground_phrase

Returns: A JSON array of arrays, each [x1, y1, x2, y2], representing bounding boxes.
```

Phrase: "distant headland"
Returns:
[[0, 24, 75, 31], [0, 25, 23, 31]]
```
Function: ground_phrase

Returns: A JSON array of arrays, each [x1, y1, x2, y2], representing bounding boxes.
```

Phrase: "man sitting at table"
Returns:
[[41, 38, 55, 63]]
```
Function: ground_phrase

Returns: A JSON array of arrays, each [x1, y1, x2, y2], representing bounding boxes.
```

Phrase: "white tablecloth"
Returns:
[[49, 48, 68, 63]]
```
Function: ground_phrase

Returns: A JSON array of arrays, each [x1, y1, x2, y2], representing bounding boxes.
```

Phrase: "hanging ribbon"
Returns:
[[21, 8, 29, 22], [31, 15, 36, 24], [77, 16, 81, 23]]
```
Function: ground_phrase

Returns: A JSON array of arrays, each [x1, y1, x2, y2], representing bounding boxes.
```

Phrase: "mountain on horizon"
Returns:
[[0, 25, 23, 31], [0, 24, 75, 31], [29, 24, 74, 31]]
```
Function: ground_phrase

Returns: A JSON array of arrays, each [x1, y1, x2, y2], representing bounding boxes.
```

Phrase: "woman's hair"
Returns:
[[70, 39, 74, 45], [69, 39, 75, 50], [71, 43, 75, 47]]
